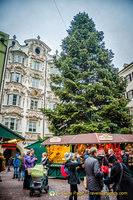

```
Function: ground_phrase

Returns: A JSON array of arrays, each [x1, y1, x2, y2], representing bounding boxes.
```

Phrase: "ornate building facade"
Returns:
[[119, 62, 133, 130], [0, 37, 59, 151]]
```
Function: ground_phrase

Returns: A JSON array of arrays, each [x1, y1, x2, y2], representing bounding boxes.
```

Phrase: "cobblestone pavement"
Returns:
[[0, 168, 117, 200]]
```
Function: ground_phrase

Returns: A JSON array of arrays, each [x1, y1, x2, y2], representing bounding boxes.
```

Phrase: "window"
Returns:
[[48, 102, 55, 110], [12, 55, 24, 64], [4, 118, 18, 131], [30, 100, 38, 110], [127, 90, 133, 99], [34, 62, 40, 71], [10, 72, 22, 83], [35, 47, 40, 55], [7, 94, 21, 106], [50, 67, 58, 74], [29, 121, 37, 132], [126, 74, 132, 84], [32, 78, 39, 88]]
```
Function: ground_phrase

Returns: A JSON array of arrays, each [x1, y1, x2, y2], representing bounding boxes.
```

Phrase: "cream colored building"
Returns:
[[0, 37, 59, 153], [119, 62, 133, 117]]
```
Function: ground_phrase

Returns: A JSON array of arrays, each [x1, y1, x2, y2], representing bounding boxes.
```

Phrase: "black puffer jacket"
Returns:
[[65, 158, 81, 185], [104, 161, 133, 200], [121, 153, 129, 166]]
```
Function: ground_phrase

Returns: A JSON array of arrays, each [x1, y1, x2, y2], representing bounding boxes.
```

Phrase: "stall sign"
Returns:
[[50, 137, 61, 143], [99, 134, 113, 141], [2, 143, 16, 149]]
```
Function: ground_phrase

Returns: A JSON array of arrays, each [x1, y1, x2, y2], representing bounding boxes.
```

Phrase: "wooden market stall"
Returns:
[[0, 123, 25, 164], [41, 133, 133, 178]]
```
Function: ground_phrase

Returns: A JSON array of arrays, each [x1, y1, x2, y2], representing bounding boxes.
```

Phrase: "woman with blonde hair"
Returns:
[[41, 152, 49, 186]]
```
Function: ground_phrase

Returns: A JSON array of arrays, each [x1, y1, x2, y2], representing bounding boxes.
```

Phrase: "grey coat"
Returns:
[[85, 155, 103, 192]]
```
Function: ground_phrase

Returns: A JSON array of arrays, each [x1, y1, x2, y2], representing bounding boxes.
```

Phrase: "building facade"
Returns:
[[0, 37, 59, 152], [0, 31, 9, 110], [119, 62, 133, 130]]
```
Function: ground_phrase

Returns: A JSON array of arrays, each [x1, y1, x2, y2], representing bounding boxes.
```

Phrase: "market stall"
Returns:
[[42, 133, 133, 178], [0, 123, 25, 164]]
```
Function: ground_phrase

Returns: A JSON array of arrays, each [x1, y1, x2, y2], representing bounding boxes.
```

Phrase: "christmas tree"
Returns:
[[43, 12, 132, 135]]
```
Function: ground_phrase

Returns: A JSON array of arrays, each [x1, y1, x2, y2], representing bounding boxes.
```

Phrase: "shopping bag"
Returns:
[[84, 176, 87, 188], [101, 184, 110, 200]]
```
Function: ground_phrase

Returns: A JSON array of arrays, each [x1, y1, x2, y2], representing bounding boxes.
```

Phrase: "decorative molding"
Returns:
[[27, 87, 44, 97], [25, 132, 40, 140], [26, 110, 43, 120], [5, 82, 26, 94], [1, 106, 24, 117]]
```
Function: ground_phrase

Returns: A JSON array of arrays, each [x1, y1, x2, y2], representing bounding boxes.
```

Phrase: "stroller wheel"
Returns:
[[29, 191, 33, 197]]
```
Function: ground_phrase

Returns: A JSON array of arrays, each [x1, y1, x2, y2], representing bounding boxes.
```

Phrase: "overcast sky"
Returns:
[[0, 0, 133, 71]]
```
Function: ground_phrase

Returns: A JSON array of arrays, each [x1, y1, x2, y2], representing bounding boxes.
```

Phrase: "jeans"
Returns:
[[7, 165, 10, 171], [89, 192, 101, 200], [19, 169, 25, 179], [14, 167, 19, 176]]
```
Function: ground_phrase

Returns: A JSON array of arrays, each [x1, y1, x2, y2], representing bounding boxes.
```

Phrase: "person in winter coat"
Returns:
[[85, 147, 104, 200], [108, 149, 117, 163], [104, 155, 133, 200], [13, 154, 20, 178], [97, 150, 109, 180], [18, 153, 25, 181], [23, 151, 37, 190], [64, 152, 81, 200], [121, 150, 129, 167], [7, 157, 12, 172], [84, 149, 90, 162], [41, 152, 49, 186]]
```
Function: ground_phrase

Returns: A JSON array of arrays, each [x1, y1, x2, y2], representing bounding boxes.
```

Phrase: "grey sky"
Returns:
[[0, 0, 133, 71]]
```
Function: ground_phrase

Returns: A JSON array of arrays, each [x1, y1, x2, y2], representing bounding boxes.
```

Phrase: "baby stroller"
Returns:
[[29, 164, 49, 197]]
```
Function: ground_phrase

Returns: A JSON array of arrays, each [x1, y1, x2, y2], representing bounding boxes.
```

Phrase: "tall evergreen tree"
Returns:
[[43, 12, 132, 135]]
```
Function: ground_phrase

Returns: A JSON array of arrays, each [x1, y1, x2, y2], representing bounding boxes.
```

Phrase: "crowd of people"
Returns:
[[3, 147, 133, 200], [63, 148, 133, 200]]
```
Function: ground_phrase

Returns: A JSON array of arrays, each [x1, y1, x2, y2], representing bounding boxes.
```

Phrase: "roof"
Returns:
[[42, 133, 133, 146], [25, 141, 43, 149], [0, 123, 25, 140], [24, 39, 51, 52], [119, 61, 133, 74]]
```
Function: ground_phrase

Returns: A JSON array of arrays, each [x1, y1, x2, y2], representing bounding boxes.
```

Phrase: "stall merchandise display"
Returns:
[[47, 145, 70, 163]]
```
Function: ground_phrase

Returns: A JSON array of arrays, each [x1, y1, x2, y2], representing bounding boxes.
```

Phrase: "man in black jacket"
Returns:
[[85, 147, 103, 200]]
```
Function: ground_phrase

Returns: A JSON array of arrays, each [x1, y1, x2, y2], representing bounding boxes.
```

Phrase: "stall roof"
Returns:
[[41, 133, 133, 146], [25, 141, 45, 149], [0, 123, 25, 140]]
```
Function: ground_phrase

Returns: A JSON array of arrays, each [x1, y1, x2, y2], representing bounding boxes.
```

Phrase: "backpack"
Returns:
[[61, 165, 70, 178]]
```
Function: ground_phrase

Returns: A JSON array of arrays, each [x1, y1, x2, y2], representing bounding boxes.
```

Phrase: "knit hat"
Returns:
[[64, 152, 74, 161]]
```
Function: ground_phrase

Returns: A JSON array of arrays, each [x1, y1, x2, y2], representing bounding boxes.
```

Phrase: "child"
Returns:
[[7, 157, 12, 172], [18, 153, 25, 181], [13, 154, 20, 179]]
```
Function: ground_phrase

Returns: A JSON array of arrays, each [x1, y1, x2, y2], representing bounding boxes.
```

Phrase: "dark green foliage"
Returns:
[[42, 12, 132, 135]]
